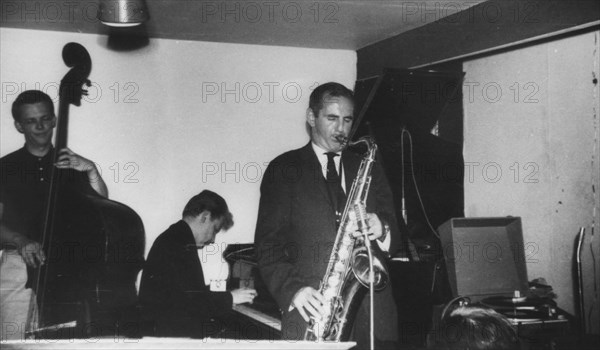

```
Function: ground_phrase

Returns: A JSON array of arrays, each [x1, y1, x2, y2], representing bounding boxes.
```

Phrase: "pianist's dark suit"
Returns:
[[139, 220, 233, 337], [255, 142, 402, 347]]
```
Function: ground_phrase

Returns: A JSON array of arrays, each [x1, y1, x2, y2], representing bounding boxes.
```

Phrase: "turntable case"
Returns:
[[438, 217, 529, 298]]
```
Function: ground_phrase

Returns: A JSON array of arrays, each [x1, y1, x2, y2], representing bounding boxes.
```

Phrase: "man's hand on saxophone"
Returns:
[[350, 212, 386, 242], [290, 212, 388, 325], [291, 286, 327, 323]]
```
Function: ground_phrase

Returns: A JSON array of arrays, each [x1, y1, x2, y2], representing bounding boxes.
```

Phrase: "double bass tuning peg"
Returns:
[[82, 79, 91, 96]]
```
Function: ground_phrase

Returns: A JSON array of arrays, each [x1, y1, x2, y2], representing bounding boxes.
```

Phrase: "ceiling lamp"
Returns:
[[98, 0, 149, 27]]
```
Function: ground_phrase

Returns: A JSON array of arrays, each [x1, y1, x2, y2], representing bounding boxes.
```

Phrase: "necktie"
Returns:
[[325, 152, 340, 183], [325, 152, 346, 226]]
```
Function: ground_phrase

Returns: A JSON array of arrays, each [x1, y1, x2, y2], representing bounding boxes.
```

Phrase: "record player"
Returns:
[[438, 217, 570, 334], [479, 290, 562, 324]]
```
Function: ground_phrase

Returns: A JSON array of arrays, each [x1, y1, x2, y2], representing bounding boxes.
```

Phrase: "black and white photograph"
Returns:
[[1, 1, 599, 349]]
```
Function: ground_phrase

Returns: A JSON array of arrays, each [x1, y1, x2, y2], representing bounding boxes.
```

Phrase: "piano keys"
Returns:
[[222, 244, 282, 340]]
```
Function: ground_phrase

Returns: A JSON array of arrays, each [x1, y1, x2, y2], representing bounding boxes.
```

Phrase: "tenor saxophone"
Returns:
[[304, 136, 389, 341]]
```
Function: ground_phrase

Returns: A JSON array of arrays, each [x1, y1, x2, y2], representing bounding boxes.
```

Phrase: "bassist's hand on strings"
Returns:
[[55, 147, 97, 174], [54, 147, 108, 198], [291, 286, 326, 323]]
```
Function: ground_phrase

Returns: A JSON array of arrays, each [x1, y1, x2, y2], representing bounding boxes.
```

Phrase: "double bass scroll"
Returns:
[[31, 43, 145, 338]]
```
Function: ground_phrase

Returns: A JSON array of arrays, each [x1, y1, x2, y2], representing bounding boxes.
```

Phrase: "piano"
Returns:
[[222, 244, 282, 340]]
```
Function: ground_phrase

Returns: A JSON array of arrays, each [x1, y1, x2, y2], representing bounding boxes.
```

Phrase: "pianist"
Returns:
[[138, 190, 257, 338]]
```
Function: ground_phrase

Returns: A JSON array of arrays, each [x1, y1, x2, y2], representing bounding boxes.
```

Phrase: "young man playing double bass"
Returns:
[[0, 90, 108, 340]]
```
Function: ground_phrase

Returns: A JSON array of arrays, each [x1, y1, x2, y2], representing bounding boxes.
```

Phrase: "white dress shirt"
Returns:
[[311, 142, 345, 192]]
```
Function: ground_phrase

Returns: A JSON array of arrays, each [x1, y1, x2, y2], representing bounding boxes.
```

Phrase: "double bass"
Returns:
[[30, 43, 145, 338]]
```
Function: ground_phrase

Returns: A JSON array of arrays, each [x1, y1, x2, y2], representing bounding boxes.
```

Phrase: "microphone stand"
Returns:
[[576, 228, 585, 336], [357, 205, 376, 350], [365, 234, 375, 350]]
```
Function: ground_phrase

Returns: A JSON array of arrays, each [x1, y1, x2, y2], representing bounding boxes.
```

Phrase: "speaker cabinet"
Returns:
[[438, 217, 528, 298]]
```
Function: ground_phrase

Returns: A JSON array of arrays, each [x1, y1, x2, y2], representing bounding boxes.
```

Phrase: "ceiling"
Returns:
[[0, 0, 486, 50]]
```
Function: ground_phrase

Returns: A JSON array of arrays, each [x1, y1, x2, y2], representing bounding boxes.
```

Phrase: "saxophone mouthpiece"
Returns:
[[334, 135, 349, 147]]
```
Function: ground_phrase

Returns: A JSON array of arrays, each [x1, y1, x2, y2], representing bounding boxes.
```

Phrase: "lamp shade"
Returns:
[[98, 0, 149, 27]]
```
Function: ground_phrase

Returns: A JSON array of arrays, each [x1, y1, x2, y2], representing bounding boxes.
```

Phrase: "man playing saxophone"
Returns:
[[255, 82, 404, 349]]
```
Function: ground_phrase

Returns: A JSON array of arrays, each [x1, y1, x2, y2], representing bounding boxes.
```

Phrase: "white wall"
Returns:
[[0, 28, 356, 281], [463, 30, 600, 331]]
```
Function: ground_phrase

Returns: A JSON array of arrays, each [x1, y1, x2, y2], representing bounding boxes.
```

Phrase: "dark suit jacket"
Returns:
[[255, 142, 403, 343], [138, 220, 233, 337]]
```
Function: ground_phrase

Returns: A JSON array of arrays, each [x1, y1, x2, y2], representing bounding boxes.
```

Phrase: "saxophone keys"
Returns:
[[333, 260, 345, 272], [342, 234, 353, 244], [323, 289, 336, 300], [337, 249, 350, 260], [327, 274, 341, 287]]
